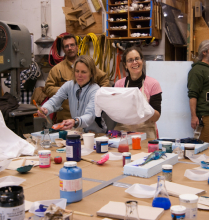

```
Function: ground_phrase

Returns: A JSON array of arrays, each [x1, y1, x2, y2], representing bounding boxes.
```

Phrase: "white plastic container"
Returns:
[[179, 194, 198, 220], [82, 133, 95, 150], [170, 205, 186, 220]]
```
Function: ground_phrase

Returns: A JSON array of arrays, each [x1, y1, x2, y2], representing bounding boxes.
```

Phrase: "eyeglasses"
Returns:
[[64, 44, 76, 49], [126, 57, 142, 63], [76, 88, 82, 110]]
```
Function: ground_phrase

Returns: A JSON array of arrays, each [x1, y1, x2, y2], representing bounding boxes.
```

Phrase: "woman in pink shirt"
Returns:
[[114, 46, 162, 138]]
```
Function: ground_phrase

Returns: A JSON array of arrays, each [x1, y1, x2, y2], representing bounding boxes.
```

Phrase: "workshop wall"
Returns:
[[0, 0, 166, 93]]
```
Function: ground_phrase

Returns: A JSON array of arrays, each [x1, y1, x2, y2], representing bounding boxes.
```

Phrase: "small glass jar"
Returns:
[[118, 132, 129, 153], [184, 144, 195, 159], [162, 164, 173, 182], [162, 141, 173, 153], [148, 140, 159, 153], [170, 205, 186, 220], [179, 194, 198, 220], [124, 200, 140, 220], [122, 152, 131, 166], [131, 135, 141, 150], [41, 129, 51, 148]]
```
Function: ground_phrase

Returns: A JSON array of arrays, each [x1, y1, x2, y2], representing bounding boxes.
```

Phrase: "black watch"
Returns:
[[73, 118, 79, 128]]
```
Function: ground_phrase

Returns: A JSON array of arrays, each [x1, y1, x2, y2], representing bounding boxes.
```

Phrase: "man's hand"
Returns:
[[191, 115, 199, 129], [37, 107, 48, 118], [61, 119, 75, 130]]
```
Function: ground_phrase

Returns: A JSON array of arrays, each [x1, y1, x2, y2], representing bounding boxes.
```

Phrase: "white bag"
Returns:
[[95, 87, 154, 125], [0, 111, 34, 159]]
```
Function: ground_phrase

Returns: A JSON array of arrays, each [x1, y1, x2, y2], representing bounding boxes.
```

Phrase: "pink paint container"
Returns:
[[148, 141, 159, 153], [38, 150, 51, 168]]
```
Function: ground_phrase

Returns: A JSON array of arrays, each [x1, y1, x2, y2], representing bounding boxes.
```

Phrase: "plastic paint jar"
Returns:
[[162, 164, 173, 182], [95, 137, 109, 153], [131, 135, 141, 150], [148, 140, 159, 153], [0, 186, 25, 220], [179, 194, 198, 220], [66, 135, 81, 162], [162, 141, 173, 153], [170, 205, 186, 220], [184, 144, 195, 159], [122, 152, 131, 166], [59, 161, 82, 203], [38, 150, 51, 168]]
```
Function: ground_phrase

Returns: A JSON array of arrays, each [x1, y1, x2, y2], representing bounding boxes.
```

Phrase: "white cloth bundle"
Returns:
[[95, 87, 154, 125], [0, 111, 34, 159]]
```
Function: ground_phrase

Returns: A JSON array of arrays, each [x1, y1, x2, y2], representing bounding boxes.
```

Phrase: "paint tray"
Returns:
[[123, 153, 178, 178], [0, 176, 26, 187]]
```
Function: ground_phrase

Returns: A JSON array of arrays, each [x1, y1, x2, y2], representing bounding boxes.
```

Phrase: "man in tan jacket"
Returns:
[[44, 34, 109, 122]]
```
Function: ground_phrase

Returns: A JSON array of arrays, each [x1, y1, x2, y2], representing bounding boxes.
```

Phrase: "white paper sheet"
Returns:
[[97, 201, 164, 220], [7, 159, 39, 170], [150, 181, 205, 197], [0, 111, 34, 159]]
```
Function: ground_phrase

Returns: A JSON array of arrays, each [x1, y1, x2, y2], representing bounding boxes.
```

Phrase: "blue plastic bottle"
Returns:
[[66, 135, 81, 162], [59, 161, 82, 203]]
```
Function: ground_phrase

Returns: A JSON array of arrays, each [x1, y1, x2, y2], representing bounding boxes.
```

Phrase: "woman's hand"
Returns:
[[37, 107, 48, 118], [60, 119, 75, 130]]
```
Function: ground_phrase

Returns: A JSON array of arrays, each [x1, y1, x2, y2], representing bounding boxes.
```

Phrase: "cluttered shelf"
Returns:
[[107, 12, 128, 15], [108, 3, 128, 6], [130, 27, 150, 30], [108, 20, 128, 23], [130, 18, 151, 21], [107, 36, 152, 39]]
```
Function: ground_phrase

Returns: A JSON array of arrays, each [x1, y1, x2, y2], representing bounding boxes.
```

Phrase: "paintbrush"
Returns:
[[33, 100, 52, 125]]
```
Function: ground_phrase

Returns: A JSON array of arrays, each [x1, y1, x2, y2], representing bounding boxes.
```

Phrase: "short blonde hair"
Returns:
[[72, 55, 96, 85]]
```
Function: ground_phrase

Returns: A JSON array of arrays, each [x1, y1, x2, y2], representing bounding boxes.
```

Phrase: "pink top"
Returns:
[[114, 76, 162, 102]]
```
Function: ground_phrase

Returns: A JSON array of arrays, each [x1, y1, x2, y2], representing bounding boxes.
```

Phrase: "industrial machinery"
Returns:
[[0, 20, 37, 137]]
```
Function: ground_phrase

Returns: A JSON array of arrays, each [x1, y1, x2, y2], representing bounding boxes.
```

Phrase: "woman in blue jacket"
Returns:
[[37, 55, 106, 133]]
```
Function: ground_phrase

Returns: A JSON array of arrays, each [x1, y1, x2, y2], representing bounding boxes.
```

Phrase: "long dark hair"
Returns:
[[122, 46, 146, 77]]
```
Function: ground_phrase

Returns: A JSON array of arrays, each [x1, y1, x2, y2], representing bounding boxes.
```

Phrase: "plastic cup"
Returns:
[[82, 133, 95, 150]]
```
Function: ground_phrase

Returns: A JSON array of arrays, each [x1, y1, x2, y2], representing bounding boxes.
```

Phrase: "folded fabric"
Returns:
[[95, 87, 154, 125], [0, 111, 34, 159]]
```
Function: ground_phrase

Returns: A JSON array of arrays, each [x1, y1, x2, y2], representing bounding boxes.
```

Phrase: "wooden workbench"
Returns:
[[1, 139, 209, 219]]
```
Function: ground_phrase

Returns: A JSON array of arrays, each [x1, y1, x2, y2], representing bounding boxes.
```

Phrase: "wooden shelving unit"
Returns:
[[106, 0, 161, 40]]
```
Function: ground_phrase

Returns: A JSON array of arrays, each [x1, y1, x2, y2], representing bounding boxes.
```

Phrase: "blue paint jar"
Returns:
[[59, 161, 82, 203], [66, 135, 81, 162], [95, 137, 109, 153]]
